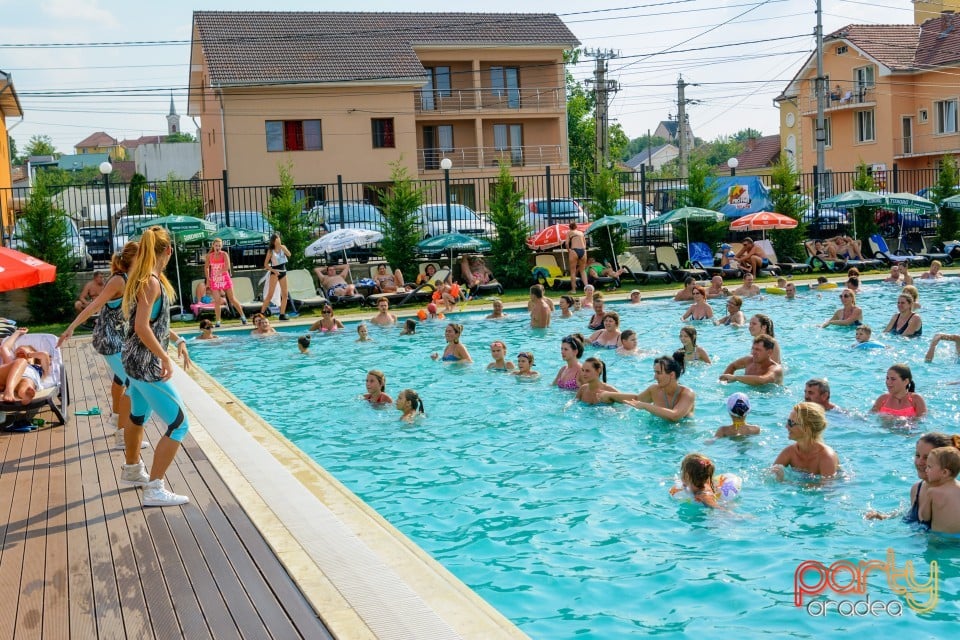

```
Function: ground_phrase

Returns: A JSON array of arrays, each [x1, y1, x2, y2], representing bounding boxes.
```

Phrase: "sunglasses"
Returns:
[[786, 417, 800, 429], [518, 352, 533, 360], [322, 310, 332, 314], [840, 293, 852, 298]]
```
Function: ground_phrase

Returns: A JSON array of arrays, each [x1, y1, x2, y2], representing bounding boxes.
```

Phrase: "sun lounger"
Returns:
[[286, 269, 329, 310], [189, 279, 230, 319], [754, 240, 811, 275], [0, 333, 68, 427], [655, 246, 707, 281], [687, 242, 732, 277], [231, 276, 268, 315], [616, 252, 673, 284], [868, 234, 928, 267]]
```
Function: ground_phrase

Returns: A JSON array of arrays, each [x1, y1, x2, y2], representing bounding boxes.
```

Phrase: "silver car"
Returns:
[[416, 204, 493, 238], [10, 218, 92, 271]]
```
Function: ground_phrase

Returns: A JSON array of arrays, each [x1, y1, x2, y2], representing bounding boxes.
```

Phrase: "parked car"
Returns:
[[519, 198, 588, 232], [315, 202, 386, 261], [874, 208, 938, 237], [79, 226, 111, 262], [606, 198, 672, 245], [10, 218, 92, 271], [113, 215, 159, 252], [205, 211, 274, 268], [801, 205, 849, 236], [416, 204, 493, 239]]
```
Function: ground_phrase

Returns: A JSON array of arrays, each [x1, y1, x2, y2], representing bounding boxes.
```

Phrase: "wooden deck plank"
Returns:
[[0, 431, 30, 640], [42, 420, 70, 640], [16, 426, 53, 639]]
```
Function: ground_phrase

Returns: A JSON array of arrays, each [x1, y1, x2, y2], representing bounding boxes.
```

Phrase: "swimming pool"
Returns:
[[191, 281, 959, 638]]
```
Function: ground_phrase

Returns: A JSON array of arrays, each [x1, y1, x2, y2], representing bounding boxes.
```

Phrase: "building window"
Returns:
[[813, 117, 831, 149], [935, 99, 958, 134], [490, 66, 520, 108], [919, 108, 929, 123], [853, 66, 875, 91], [265, 120, 322, 152], [422, 125, 454, 170], [855, 110, 875, 143], [836, 45, 847, 55], [421, 67, 451, 111], [372, 118, 395, 148], [493, 123, 523, 165]]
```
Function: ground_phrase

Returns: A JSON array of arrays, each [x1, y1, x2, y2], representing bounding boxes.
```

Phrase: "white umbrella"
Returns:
[[305, 228, 383, 259]]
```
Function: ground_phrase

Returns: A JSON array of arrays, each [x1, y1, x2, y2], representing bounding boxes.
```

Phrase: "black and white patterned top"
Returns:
[[122, 275, 170, 383], [92, 274, 127, 356]]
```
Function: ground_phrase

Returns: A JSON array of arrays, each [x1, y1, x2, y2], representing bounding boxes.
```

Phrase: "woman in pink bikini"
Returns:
[[204, 238, 247, 327], [871, 363, 927, 418], [552, 333, 585, 391]]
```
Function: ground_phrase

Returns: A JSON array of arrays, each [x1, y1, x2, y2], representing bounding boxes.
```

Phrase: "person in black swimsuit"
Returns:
[[884, 294, 922, 337], [866, 432, 953, 525]]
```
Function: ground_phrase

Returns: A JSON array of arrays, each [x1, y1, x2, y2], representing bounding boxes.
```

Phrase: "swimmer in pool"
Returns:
[[720, 335, 783, 386], [821, 290, 863, 328], [677, 453, 723, 508], [558, 295, 575, 319], [866, 432, 955, 523], [771, 402, 838, 480], [486, 298, 507, 320], [400, 319, 417, 335], [369, 298, 397, 326], [714, 392, 761, 438], [396, 388, 425, 423], [197, 319, 218, 340], [297, 335, 311, 354], [487, 340, 515, 372], [511, 351, 540, 379], [678, 326, 711, 364], [680, 285, 713, 321], [575, 356, 618, 404], [918, 443, 960, 534], [871, 364, 927, 419], [587, 312, 621, 348], [616, 330, 640, 356], [553, 334, 585, 391], [431, 323, 472, 362], [356, 323, 372, 342], [250, 313, 277, 336], [925, 332, 960, 362], [715, 295, 745, 327], [364, 370, 393, 406], [597, 351, 695, 422], [309, 305, 345, 332]]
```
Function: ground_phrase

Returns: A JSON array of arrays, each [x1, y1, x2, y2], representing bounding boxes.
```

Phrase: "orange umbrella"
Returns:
[[729, 211, 798, 231], [0, 247, 57, 293], [526, 223, 590, 250]]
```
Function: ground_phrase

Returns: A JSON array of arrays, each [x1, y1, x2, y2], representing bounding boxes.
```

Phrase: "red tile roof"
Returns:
[[721, 135, 781, 172], [76, 131, 119, 148], [916, 12, 960, 68], [827, 24, 920, 70], [120, 135, 164, 149], [194, 11, 579, 86]]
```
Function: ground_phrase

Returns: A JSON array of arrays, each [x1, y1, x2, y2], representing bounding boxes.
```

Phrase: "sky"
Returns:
[[1, 0, 910, 155]]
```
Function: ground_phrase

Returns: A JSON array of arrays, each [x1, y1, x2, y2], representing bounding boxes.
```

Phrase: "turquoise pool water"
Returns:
[[191, 281, 960, 638]]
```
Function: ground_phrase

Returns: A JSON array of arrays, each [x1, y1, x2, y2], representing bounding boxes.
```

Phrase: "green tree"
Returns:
[[486, 162, 530, 288], [127, 173, 148, 217], [587, 168, 626, 266], [931, 155, 960, 245], [690, 134, 744, 168], [732, 128, 764, 142], [676, 159, 726, 251], [621, 134, 668, 162], [20, 175, 76, 322], [8, 135, 19, 165], [155, 174, 203, 217], [266, 162, 310, 271], [165, 132, 196, 143], [24, 134, 57, 158], [767, 156, 807, 260], [850, 160, 878, 242], [377, 161, 424, 280]]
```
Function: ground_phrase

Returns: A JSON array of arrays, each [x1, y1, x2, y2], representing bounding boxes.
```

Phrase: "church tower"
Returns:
[[166, 92, 180, 135], [914, 0, 960, 24]]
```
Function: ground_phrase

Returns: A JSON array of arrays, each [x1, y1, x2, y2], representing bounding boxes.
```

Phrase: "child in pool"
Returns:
[[919, 442, 960, 534], [197, 319, 217, 340], [676, 453, 723, 508], [852, 325, 885, 349], [400, 319, 417, 335], [364, 370, 393, 406], [356, 323, 372, 342], [511, 351, 539, 379], [297, 335, 311, 354], [396, 388, 425, 423], [616, 329, 640, 356], [715, 392, 761, 438], [487, 341, 515, 371]]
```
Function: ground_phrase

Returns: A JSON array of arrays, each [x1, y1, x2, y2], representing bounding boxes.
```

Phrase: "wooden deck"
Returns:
[[0, 339, 333, 640]]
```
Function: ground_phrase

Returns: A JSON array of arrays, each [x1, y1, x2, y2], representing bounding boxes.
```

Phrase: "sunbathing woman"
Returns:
[[597, 351, 695, 422], [588, 311, 622, 349], [553, 334, 585, 391], [681, 285, 713, 321], [431, 323, 472, 362], [575, 357, 618, 404]]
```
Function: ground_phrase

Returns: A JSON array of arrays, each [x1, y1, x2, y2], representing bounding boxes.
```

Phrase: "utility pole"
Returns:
[[814, 0, 826, 215], [584, 49, 620, 173], [676, 76, 699, 179]]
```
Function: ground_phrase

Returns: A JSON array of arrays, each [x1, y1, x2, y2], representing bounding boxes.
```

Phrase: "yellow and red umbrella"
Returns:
[[0, 247, 57, 293], [526, 223, 591, 251], [729, 211, 798, 232]]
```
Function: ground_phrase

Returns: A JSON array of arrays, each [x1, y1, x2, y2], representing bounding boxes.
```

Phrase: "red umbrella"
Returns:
[[526, 223, 591, 250], [729, 211, 799, 231], [0, 247, 57, 293]]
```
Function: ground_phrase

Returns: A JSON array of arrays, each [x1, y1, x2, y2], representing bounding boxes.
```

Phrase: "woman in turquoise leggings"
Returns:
[[121, 226, 192, 507]]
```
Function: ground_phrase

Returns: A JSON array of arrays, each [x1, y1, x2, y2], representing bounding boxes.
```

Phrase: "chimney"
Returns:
[[939, 10, 955, 39]]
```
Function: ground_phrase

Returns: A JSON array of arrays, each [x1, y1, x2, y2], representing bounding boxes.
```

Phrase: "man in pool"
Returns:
[[731, 273, 761, 298], [804, 378, 839, 412], [528, 284, 553, 328], [784, 281, 797, 299], [315, 264, 357, 298], [719, 334, 783, 386], [705, 275, 728, 298]]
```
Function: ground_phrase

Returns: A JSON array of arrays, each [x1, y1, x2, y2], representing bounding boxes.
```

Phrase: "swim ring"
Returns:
[[765, 287, 786, 295], [669, 473, 742, 502]]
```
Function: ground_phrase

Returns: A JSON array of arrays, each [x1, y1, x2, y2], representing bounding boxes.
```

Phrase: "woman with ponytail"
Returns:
[[598, 350, 695, 422], [59, 242, 145, 450], [871, 364, 927, 418], [120, 226, 192, 507]]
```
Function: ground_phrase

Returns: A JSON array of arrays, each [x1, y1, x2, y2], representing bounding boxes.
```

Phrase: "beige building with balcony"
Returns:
[[776, 1, 960, 175], [188, 11, 578, 210]]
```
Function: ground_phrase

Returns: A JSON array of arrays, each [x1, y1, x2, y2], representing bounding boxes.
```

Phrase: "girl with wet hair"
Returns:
[[871, 364, 927, 418], [431, 323, 472, 362], [575, 356, 618, 404], [396, 388, 425, 422], [553, 334, 585, 390], [679, 326, 711, 364], [599, 350, 695, 422]]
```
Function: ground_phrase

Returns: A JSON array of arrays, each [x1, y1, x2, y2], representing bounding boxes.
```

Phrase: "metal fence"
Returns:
[[3, 164, 948, 254]]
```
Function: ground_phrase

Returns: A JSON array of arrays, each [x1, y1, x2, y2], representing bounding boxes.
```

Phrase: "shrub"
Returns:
[[21, 175, 76, 322], [931, 155, 960, 245], [487, 162, 530, 288], [768, 156, 807, 260], [851, 160, 878, 241], [588, 168, 626, 266], [677, 160, 726, 252], [127, 173, 147, 217], [378, 161, 425, 279]]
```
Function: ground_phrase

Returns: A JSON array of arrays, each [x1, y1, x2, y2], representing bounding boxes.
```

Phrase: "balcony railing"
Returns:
[[416, 86, 564, 114], [892, 132, 960, 159], [417, 145, 565, 171], [802, 83, 876, 113]]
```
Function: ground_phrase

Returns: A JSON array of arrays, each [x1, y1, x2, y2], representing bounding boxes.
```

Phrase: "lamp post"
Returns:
[[727, 157, 739, 177], [99, 161, 114, 258], [440, 157, 453, 233]]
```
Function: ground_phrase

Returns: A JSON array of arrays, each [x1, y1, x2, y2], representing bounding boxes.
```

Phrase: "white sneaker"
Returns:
[[120, 462, 150, 487], [114, 429, 149, 450], [142, 479, 189, 507]]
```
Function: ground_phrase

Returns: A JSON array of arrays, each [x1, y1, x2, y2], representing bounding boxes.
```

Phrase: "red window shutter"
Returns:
[[284, 121, 304, 151]]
